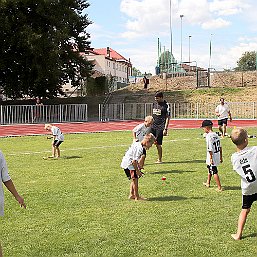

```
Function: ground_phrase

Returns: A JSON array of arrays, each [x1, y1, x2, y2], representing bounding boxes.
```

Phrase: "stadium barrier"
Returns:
[[0, 104, 88, 125], [99, 102, 257, 121]]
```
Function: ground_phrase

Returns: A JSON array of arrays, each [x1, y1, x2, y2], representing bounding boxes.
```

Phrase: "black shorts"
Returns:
[[218, 118, 228, 126], [124, 168, 138, 180], [150, 128, 163, 145], [53, 140, 63, 147], [143, 148, 146, 156], [207, 165, 218, 175], [242, 193, 257, 209]]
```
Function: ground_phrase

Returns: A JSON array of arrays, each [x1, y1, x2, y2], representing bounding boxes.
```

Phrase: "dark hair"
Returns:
[[155, 91, 163, 98]]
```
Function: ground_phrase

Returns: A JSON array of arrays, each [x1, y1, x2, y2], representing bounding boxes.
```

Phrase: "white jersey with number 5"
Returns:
[[231, 146, 257, 195], [206, 132, 221, 166]]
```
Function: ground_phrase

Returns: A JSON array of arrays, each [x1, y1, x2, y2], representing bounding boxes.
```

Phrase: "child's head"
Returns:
[[230, 128, 248, 147], [201, 120, 213, 133], [142, 133, 156, 149], [144, 116, 154, 127], [44, 124, 52, 131]]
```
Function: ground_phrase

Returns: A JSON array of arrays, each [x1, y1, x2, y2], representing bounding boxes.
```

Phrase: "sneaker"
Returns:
[[155, 160, 163, 164]]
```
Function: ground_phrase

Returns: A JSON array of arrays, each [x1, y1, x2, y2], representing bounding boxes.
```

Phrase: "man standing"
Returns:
[[151, 91, 170, 163], [215, 98, 232, 137]]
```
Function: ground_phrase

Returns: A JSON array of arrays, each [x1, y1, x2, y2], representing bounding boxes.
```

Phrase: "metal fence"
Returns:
[[0, 104, 88, 124], [99, 102, 257, 121]]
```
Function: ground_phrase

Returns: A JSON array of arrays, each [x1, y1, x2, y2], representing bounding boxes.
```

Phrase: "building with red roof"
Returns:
[[85, 47, 132, 91]]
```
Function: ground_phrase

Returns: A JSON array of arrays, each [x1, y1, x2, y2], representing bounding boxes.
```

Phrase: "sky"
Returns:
[[86, 0, 257, 74]]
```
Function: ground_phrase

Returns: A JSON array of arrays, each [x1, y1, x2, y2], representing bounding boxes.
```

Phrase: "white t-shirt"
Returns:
[[205, 132, 221, 166], [0, 151, 11, 216], [231, 146, 257, 195], [215, 103, 230, 120], [132, 123, 151, 142], [121, 142, 144, 170], [51, 126, 64, 141]]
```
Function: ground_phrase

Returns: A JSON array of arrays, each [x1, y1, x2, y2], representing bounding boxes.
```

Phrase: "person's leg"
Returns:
[[231, 208, 250, 240], [129, 181, 135, 199], [203, 173, 211, 187], [218, 125, 223, 135], [214, 174, 222, 191], [132, 178, 139, 200], [52, 144, 56, 157], [56, 147, 60, 158], [156, 144, 162, 163], [223, 124, 227, 136]]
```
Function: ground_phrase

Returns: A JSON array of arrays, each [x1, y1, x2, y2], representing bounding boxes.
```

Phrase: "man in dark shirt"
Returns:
[[151, 91, 170, 163]]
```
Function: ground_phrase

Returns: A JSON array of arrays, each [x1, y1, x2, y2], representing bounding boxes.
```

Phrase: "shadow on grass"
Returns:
[[242, 232, 257, 239], [62, 156, 82, 159], [147, 170, 196, 175], [145, 160, 205, 166], [223, 185, 241, 191], [148, 195, 187, 201]]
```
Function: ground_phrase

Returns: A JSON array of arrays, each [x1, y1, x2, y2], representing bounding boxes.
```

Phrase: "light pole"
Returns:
[[180, 14, 184, 70], [188, 35, 192, 71]]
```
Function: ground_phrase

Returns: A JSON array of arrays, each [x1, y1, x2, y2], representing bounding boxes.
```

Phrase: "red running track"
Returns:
[[0, 119, 256, 137]]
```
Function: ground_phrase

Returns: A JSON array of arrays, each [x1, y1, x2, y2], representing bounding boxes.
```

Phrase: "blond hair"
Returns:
[[230, 128, 248, 146], [143, 133, 156, 144], [44, 124, 52, 130], [145, 115, 153, 123]]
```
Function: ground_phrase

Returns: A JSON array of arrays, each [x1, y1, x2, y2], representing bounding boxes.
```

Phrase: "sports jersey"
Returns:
[[132, 123, 151, 142], [205, 132, 221, 166], [0, 151, 11, 216], [215, 103, 230, 120], [231, 146, 257, 195], [51, 126, 64, 141], [152, 100, 170, 130], [121, 142, 144, 170]]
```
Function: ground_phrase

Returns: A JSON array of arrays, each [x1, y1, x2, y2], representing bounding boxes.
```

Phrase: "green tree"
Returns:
[[235, 51, 256, 71], [0, 0, 93, 99], [132, 67, 142, 76]]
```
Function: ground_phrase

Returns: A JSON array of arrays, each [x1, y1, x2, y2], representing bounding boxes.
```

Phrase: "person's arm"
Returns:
[[228, 110, 232, 122], [4, 179, 26, 208], [209, 151, 214, 165], [215, 106, 220, 117], [132, 160, 143, 177], [220, 146, 223, 163], [163, 115, 170, 136]]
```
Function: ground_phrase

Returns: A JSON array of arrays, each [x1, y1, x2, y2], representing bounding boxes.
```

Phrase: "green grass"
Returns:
[[1, 128, 257, 257]]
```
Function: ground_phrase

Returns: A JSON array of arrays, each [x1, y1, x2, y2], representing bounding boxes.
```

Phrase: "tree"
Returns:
[[132, 67, 142, 77], [235, 51, 256, 71], [0, 0, 93, 99]]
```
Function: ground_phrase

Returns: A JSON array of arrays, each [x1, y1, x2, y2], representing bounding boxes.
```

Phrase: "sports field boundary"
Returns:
[[0, 119, 256, 137]]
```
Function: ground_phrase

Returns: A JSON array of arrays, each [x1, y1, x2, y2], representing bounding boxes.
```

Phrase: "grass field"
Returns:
[[1, 128, 257, 257]]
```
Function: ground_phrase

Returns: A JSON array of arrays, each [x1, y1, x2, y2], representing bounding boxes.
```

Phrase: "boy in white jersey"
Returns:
[[0, 150, 26, 256], [121, 133, 156, 201], [201, 120, 223, 191], [230, 128, 257, 240], [44, 124, 64, 158], [132, 116, 153, 168]]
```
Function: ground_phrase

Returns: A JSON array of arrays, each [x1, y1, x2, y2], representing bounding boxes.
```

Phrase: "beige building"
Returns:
[[85, 47, 132, 91], [62, 47, 132, 96]]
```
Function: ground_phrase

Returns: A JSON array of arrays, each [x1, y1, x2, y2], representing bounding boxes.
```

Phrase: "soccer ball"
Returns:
[[202, 133, 207, 138]]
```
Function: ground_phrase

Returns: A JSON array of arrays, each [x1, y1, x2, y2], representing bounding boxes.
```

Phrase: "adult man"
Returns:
[[151, 91, 170, 163], [215, 98, 232, 137]]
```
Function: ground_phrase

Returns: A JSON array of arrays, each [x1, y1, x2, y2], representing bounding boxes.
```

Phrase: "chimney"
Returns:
[[107, 47, 110, 58]]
